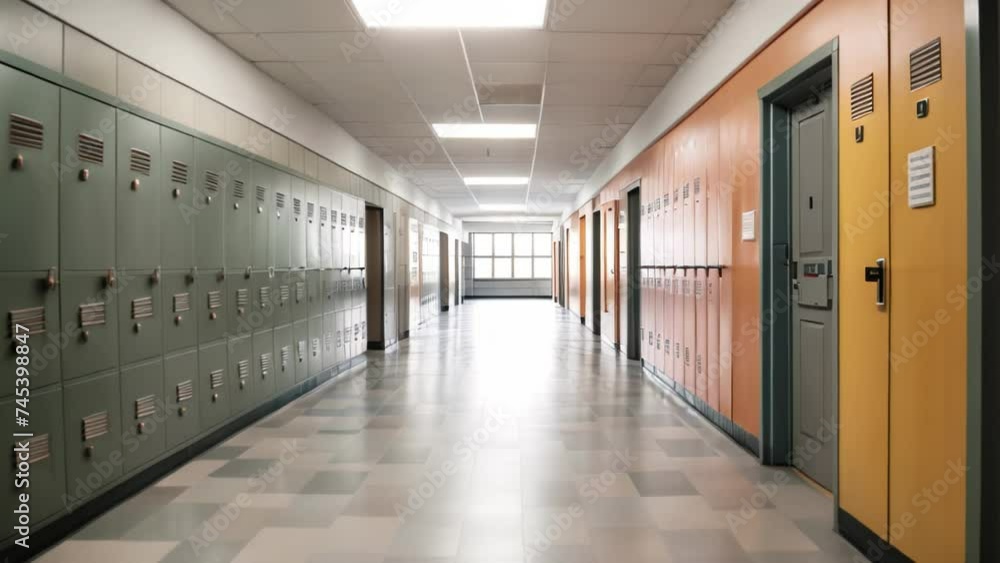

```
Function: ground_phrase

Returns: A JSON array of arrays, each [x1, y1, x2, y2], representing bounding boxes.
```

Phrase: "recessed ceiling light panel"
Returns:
[[478, 203, 528, 212], [351, 0, 548, 29], [433, 123, 537, 139], [464, 177, 531, 186]]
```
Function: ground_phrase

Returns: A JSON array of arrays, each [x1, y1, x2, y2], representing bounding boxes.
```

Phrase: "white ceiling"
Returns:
[[166, 0, 734, 218]]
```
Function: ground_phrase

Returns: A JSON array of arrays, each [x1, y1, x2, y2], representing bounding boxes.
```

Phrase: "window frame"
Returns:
[[470, 231, 552, 280]]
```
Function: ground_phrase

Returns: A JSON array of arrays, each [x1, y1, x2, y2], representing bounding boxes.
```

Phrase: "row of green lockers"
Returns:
[[1, 63, 373, 539]]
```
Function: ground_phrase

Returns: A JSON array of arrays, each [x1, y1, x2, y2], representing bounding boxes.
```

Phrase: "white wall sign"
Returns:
[[741, 210, 756, 241], [908, 146, 935, 208]]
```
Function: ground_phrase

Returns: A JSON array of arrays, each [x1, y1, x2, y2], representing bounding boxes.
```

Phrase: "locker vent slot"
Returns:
[[336, 330, 342, 347], [279, 285, 290, 303], [233, 180, 246, 199], [280, 346, 290, 370], [176, 379, 194, 402], [293, 198, 302, 216], [350, 215, 356, 228], [325, 332, 332, 351], [204, 170, 221, 193], [910, 37, 942, 91], [307, 202, 315, 219], [9, 306, 46, 337], [210, 369, 225, 389], [359, 218, 365, 229], [236, 288, 249, 308], [238, 359, 250, 380], [256, 185, 267, 202], [260, 352, 272, 377], [173, 292, 191, 313], [208, 290, 223, 309], [131, 296, 154, 320], [320, 207, 328, 222], [341, 213, 347, 226], [9, 114, 44, 150], [81, 411, 110, 441], [673, 189, 679, 203], [258, 285, 271, 304], [171, 160, 189, 185], [850, 73, 875, 120], [693, 177, 701, 195], [79, 302, 106, 327], [682, 183, 690, 200], [19, 434, 51, 464], [275, 192, 286, 209], [297, 340, 306, 362], [77, 133, 105, 165], [295, 282, 305, 303], [311, 338, 319, 357], [135, 394, 157, 419], [129, 148, 152, 176]]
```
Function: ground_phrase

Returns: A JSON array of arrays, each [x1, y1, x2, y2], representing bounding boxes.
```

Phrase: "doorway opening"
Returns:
[[579, 216, 587, 324], [759, 41, 839, 493], [365, 205, 385, 350], [625, 183, 641, 360]]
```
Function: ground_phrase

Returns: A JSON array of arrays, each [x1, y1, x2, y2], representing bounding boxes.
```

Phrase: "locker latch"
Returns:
[[864, 258, 886, 307]]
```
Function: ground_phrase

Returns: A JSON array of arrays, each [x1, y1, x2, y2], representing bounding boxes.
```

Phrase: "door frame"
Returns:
[[579, 215, 587, 323], [758, 39, 840, 494], [364, 205, 385, 350], [624, 181, 641, 360], [592, 209, 602, 334]]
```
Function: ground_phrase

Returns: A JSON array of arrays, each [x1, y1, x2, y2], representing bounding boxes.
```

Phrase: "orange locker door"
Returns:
[[695, 268, 708, 402], [707, 268, 721, 411], [663, 268, 673, 381]]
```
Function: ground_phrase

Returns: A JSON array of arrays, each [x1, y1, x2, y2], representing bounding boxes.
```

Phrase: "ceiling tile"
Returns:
[[462, 30, 550, 62], [440, 138, 535, 160], [671, 0, 736, 35], [341, 122, 432, 138], [470, 62, 546, 85], [545, 62, 643, 84], [261, 32, 384, 62], [454, 162, 533, 177], [547, 32, 664, 63], [229, 0, 362, 32], [636, 65, 678, 86], [167, 0, 247, 33], [481, 104, 541, 123], [541, 105, 643, 125], [472, 186, 529, 205], [622, 85, 662, 106], [318, 102, 424, 123], [543, 82, 629, 106], [218, 33, 282, 61], [255, 62, 314, 85], [653, 34, 701, 65], [548, 0, 688, 33]]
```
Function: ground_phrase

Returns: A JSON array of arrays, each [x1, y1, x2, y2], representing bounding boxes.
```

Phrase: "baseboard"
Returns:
[[642, 365, 760, 457], [1, 357, 366, 562], [837, 509, 916, 563]]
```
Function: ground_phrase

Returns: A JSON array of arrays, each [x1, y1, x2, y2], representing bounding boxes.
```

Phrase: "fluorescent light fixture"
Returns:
[[478, 204, 527, 212], [350, 0, 547, 29], [433, 123, 537, 139], [464, 176, 531, 186]]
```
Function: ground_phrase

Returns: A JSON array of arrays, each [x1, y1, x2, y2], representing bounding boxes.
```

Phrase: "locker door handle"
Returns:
[[864, 258, 886, 307]]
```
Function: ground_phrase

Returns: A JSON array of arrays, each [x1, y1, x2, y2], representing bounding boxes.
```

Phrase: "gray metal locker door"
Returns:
[[160, 129, 196, 269], [225, 151, 251, 269], [291, 269, 308, 322], [251, 269, 276, 331], [120, 358, 165, 473], [118, 269, 163, 366], [60, 91, 116, 271], [228, 268, 253, 338], [0, 271, 61, 396], [197, 269, 227, 344], [308, 316, 323, 378], [293, 320, 309, 382], [320, 187, 333, 269], [306, 182, 320, 269], [251, 163, 272, 268], [291, 176, 307, 269], [334, 310, 346, 366], [323, 269, 336, 315], [273, 270, 292, 327], [348, 203, 358, 269], [0, 66, 59, 271], [273, 324, 295, 391], [252, 329, 275, 406], [162, 269, 197, 353], [61, 270, 119, 380], [323, 312, 335, 371], [339, 207, 350, 271], [116, 111, 161, 270], [0, 386, 66, 529], [341, 310, 352, 361], [271, 171, 291, 269], [194, 140, 226, 269], [229, 336, 253, 415], [330, 192, 343, 271], [198, 341, 229, 429], [164, 350, 199, 449], [63, 370, 122, 501], [358, 199, 367, 271], [306, 270, 322, 318]]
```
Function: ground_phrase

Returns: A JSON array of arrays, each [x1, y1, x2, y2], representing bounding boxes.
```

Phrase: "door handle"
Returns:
[[864, 258, 886, 307]]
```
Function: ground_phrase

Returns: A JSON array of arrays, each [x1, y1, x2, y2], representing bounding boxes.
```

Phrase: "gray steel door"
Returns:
[[116, 111, 161, 270], [162, 269, 197, 353], [1, 66, 59, 271], [197, 270, 227, 344], [271, 171, 291, 269], [61, 271, 118, 380], [60, 91, 116, 271], [323, 269, 336, 315], [228, 268, 252, 338], [251, 269, 276, 331], [273, 270, 292, 327], [323, 312, 336, 371], [120, 358, 165, 472], [273, 324, 294, 391], [306, 182, 320, 269], [252, 329, 275, 405], [291, 177, 307, 269], [198, 341, 229, 429], [291, 270, 308, 322], [790, 88, 836, 490], [308, 316, 323, 378], [63, 370, 122, 498], [160, 129, 195, 269], [251, 165, 271, 269], [293, 320, 308, 382], [0, 271, 61, 395], [118, 269, 162, 366], [229, 336, 253, 415], [164, 350, 199, 449], [225, 152, 251, 270], [320, 188, 333, 269], [194, 140, 226, 269], [306, 270, 322, 318]]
